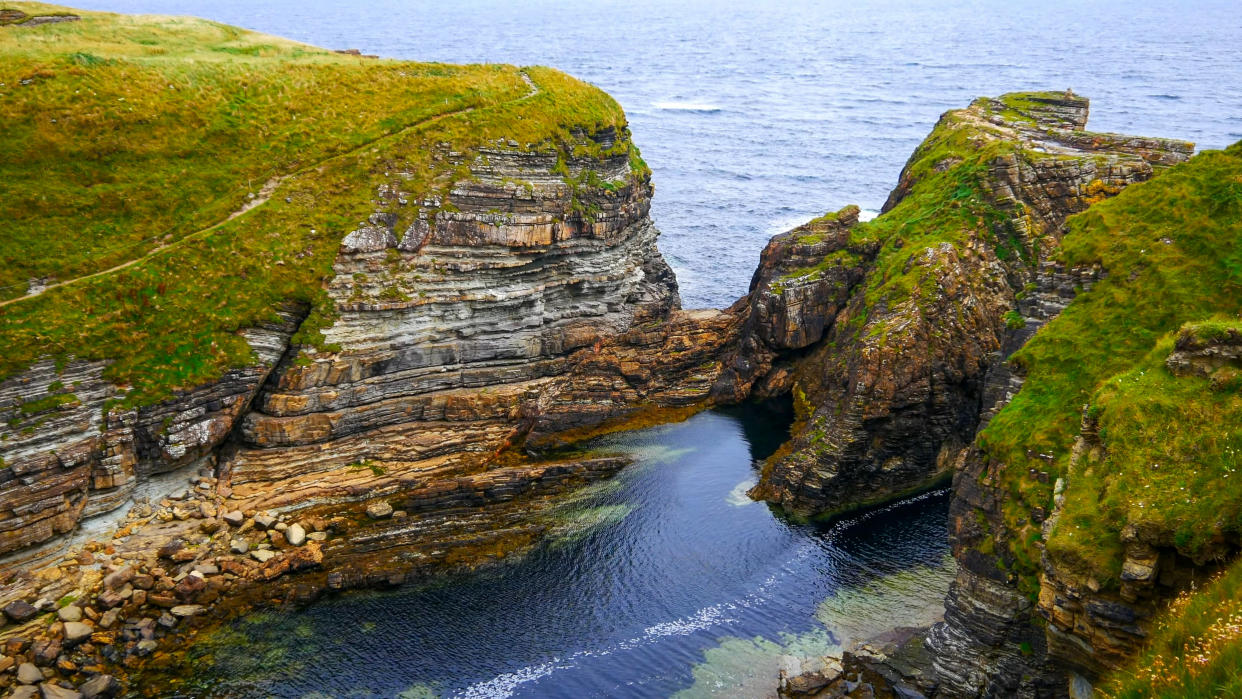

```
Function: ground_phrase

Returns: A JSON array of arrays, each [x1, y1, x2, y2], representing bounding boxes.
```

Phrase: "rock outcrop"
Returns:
[[0, 26, 1223, 695], [0, 69, 749, 694], [0, 111, 743, 561], [740, 93, 1192, 522], [0, 311, 302, 561], [219, 131, 740, 514]]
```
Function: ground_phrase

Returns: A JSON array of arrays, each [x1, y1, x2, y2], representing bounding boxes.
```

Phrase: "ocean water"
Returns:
[[71, 0, 1242, 307], [179, 408, 954, 698], [60, 2, 1242, 696]]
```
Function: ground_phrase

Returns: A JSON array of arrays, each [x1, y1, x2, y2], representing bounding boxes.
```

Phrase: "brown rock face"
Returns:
[[0, 117, 740, 563], [913, 107, 1196, 695], [0, 310, 303, 559], [219, 128, 741, 516], [737, 94, 1192, 520]]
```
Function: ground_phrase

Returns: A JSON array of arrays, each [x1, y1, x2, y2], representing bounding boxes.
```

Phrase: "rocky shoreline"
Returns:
[[0, 447, 639, 697], [0, 90, 1197, 697], [1, 13, 1228, 694]]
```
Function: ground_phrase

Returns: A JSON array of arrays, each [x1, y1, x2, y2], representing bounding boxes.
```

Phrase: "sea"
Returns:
[[71, 0, 1242, 308], [63, 1, 1242, 696]]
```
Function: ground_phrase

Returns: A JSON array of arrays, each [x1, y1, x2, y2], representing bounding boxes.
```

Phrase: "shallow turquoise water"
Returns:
[[189, 407, 953, 698], [53, 3, 1238, 694]]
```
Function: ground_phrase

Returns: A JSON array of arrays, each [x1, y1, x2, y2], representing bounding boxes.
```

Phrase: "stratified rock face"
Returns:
[[0, 119, 729, 562], [919, 106, 1200, 695], [712, 205, 876, 404], [1029, 324, 1242, 686], [0, 311, 303, 559], [221, 129, 705, 512], [744, 94, 1192, 520]]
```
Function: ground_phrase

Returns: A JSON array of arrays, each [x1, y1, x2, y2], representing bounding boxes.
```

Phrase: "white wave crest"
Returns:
[[653, 100, 722, 113]]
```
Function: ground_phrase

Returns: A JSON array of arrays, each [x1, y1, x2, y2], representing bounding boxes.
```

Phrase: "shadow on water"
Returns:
[[187, 406, 952, 698]]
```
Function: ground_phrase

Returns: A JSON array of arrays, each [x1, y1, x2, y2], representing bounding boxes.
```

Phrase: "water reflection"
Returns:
[[188, 408, 951, 698]]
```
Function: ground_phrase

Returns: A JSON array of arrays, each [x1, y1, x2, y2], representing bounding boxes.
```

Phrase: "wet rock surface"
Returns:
[[0, 84, 1203, 698], [745, 94, 1192, 521]]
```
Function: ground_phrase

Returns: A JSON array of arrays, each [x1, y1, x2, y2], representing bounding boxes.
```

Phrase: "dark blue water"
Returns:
[[65, 3, 1239, 695], [190, 408, 952, 698], [69, 0, 1242, 308]]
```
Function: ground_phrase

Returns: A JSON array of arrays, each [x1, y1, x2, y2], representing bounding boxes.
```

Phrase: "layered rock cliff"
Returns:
[[735, 92, 1192, 521], [0, 8, 747, 693], [726, 95, 1241, 699], [0, 5, 743, 569], [3, 8, 1237, 696], [930, 141, 1242, 697]]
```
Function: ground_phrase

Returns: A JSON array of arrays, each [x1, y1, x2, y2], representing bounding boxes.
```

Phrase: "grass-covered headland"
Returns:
[[0, 2, 638, 406]]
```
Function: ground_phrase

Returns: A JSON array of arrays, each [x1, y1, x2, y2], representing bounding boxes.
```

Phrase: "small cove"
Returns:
[[184, 407, 952, 698]]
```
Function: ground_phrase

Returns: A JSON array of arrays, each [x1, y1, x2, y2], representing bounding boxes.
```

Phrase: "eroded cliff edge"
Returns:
[[2, 6, 1238, 696], [758, 107, 1242, 696], [0, 7, 740, 564], [0, 6, 745, 693], [726, 92, 1192, 522]]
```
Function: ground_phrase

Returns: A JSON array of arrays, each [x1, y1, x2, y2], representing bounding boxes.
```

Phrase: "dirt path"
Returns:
[[0, 71, 540, 310]]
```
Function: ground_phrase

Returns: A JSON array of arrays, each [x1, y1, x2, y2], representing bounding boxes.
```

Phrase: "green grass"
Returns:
[[845, 109, 1029, 316], [1104, 559, 1242, 698], [976, 141, 1242, 591], [0, 3, 638, 407], [18, 391, 80, 415]]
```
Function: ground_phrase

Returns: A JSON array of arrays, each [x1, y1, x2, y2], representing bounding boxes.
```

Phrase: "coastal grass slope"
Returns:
[[1105, 559, 1242, 698], [0, 2, 637, 406], [978, 141, 1242, 594]]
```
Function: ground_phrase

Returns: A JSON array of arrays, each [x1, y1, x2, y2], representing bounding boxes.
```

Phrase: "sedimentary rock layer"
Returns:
[[222, 132, 741, 512], [742, 94, 1192, 521], [0, 310, 302, 560]]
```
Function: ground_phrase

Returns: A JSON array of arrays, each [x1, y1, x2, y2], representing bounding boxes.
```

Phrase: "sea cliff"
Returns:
[[1, 3, 1240, 698], [0, 4, 739, 694]]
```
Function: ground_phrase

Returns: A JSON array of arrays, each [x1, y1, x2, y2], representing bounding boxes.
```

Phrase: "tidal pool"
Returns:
[[186, 406, 952, 698]]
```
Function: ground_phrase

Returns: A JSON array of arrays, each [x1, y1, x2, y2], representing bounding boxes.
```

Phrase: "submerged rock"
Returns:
[[79, 674, 120, 699]]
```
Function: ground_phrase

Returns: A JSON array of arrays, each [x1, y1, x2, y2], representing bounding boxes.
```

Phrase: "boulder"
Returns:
[[31, 638, 60, 666], [175, 572, 207, 598], [10, 687, 39, 699], [285, 523, 306, 547], [222, 511, 245, 527], [97, 610, 120, 629], [101, 567, 133, 591], [3, 601, 38, 623], [39, 683, 82, 699], [17, 662, 42, 684], [55, 606, 81, 623], [365, 501, 393, 519], [250, 550, 275, 563], [62, 622, 93, 645], [96, 610, 119, 630], [156, 539, 185, 559], [79, 674, 120, 699], [170, 605, 205, 618], [252, 513, 277, 530]]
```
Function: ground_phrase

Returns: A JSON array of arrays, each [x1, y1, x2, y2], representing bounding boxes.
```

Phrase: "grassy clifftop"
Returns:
[[977, 141, 1242, 593], [0, 3, 637, 406]]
